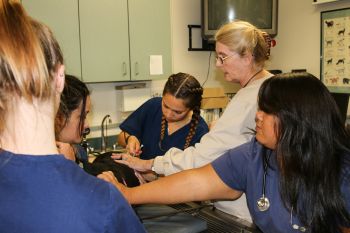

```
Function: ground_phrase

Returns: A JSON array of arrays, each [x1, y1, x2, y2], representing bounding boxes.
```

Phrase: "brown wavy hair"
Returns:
[[160, 73, 203, 150], [0, 0, 63, 133]]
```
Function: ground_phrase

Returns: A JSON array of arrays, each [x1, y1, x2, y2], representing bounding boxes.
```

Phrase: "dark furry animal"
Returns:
[[84, 152, 140, 187], [343, 78, 350, 84]]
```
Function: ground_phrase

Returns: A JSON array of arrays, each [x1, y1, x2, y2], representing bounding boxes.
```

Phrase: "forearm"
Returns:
[[117, 131, 127, 147], [125, 164, 241, 205], [153, 138, 234, 176]]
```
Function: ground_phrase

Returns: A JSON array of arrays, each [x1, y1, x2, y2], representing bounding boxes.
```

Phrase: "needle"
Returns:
[[131, 144, 143, 157]]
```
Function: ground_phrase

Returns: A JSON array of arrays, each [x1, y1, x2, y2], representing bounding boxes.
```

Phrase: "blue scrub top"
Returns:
[[211, 138, 350, 233], [0, 150, 146, 233], [120, 97, 209, 159]]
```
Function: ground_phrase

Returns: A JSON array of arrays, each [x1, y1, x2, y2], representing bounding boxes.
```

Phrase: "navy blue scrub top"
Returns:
[[119, 97, 209, 159]]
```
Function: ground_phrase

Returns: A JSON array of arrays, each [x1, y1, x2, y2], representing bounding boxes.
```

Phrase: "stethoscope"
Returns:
[[257, 151, 272, 212]]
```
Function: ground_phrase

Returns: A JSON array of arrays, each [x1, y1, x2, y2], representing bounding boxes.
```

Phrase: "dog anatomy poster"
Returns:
[[321, 8, 350, 93]]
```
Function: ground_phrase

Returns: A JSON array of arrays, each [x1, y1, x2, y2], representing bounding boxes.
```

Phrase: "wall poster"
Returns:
[[321, 8, 350, 93]]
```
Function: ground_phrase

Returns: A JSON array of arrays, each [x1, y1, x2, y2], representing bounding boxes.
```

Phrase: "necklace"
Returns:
[[167, 113, 191, 135], [243, 69, 263, 88]]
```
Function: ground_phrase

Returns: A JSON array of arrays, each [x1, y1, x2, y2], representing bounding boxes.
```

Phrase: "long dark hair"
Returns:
[[55, 75, 90, 138], [258, 72, 350, 233], [160, 72, 203, 149]]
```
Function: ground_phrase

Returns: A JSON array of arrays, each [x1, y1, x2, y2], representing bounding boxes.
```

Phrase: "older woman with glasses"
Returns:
[[114, 20, 274, 222]]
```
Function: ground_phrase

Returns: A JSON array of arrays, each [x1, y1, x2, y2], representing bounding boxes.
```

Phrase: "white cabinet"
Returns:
[[22, 0, 172, 82]]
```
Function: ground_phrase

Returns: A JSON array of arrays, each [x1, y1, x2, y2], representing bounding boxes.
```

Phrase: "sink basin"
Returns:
[[89, 148, 126, 156]]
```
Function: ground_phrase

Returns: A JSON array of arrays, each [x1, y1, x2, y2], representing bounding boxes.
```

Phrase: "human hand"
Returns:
[[126, 136, 142, 156], [97, 171, 128, 196], [111, 153, 153, 172]]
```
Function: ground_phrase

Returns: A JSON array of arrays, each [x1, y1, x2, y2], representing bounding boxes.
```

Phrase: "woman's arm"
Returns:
[[117, 131, 128, 147], [98, 164, 242, 205], [117, 131, 141, 156]]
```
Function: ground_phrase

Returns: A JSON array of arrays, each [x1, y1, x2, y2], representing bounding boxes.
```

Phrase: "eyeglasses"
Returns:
[[215, 53, 235, 64]]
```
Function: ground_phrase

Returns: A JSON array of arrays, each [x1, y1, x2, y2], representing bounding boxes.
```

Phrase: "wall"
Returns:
[[87, 0, 350, 138]]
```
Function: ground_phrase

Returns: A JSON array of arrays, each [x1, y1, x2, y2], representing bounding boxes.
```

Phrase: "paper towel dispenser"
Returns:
[[115, 83, 151, 121]]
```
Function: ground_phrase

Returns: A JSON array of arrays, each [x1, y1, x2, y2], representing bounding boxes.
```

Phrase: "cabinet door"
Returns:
[[79, 0, 130, 82], [22, 0, 82, 79], [128, 0, 172, 81]]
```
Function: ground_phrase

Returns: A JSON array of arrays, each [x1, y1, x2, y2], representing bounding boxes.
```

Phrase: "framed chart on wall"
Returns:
[[321, 8, 350, 93]]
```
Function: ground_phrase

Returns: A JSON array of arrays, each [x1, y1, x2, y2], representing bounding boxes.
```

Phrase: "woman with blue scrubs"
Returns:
[[117, 72, 209, 160], [101, 72, 350, 233]]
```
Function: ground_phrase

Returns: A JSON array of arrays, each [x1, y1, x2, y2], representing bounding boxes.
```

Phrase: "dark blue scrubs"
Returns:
[[120, 97, 209, 159], [212, 138, 350, 233]]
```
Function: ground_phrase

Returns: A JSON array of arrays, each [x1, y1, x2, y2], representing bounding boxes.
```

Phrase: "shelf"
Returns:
[[312, 0, 339, 5]]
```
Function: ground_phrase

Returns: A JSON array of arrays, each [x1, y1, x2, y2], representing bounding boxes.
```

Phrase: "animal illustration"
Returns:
[[330, 77, 339, 84], [338, 28, 345, 36], [325, 20, 334, 27], [327, 58, 333, 65], [336, 58, 345, 65], [343, 78, 350, 84], [326, 40, 333, 46]]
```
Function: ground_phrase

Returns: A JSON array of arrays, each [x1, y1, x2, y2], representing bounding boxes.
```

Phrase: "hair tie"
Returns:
[[262, 32, 276, 58]]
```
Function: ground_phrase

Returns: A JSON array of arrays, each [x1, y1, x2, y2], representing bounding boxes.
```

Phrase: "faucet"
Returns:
[[101, 114, 112, 152]]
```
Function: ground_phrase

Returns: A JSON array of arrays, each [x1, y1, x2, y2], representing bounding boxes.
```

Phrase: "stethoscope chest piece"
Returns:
[[257, 151, 272, 212], [257, 196, 270, 212]]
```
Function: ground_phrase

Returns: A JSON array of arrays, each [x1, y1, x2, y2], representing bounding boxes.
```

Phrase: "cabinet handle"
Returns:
[[134, 62, 139, 76], [122, 62, 127, 76]]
